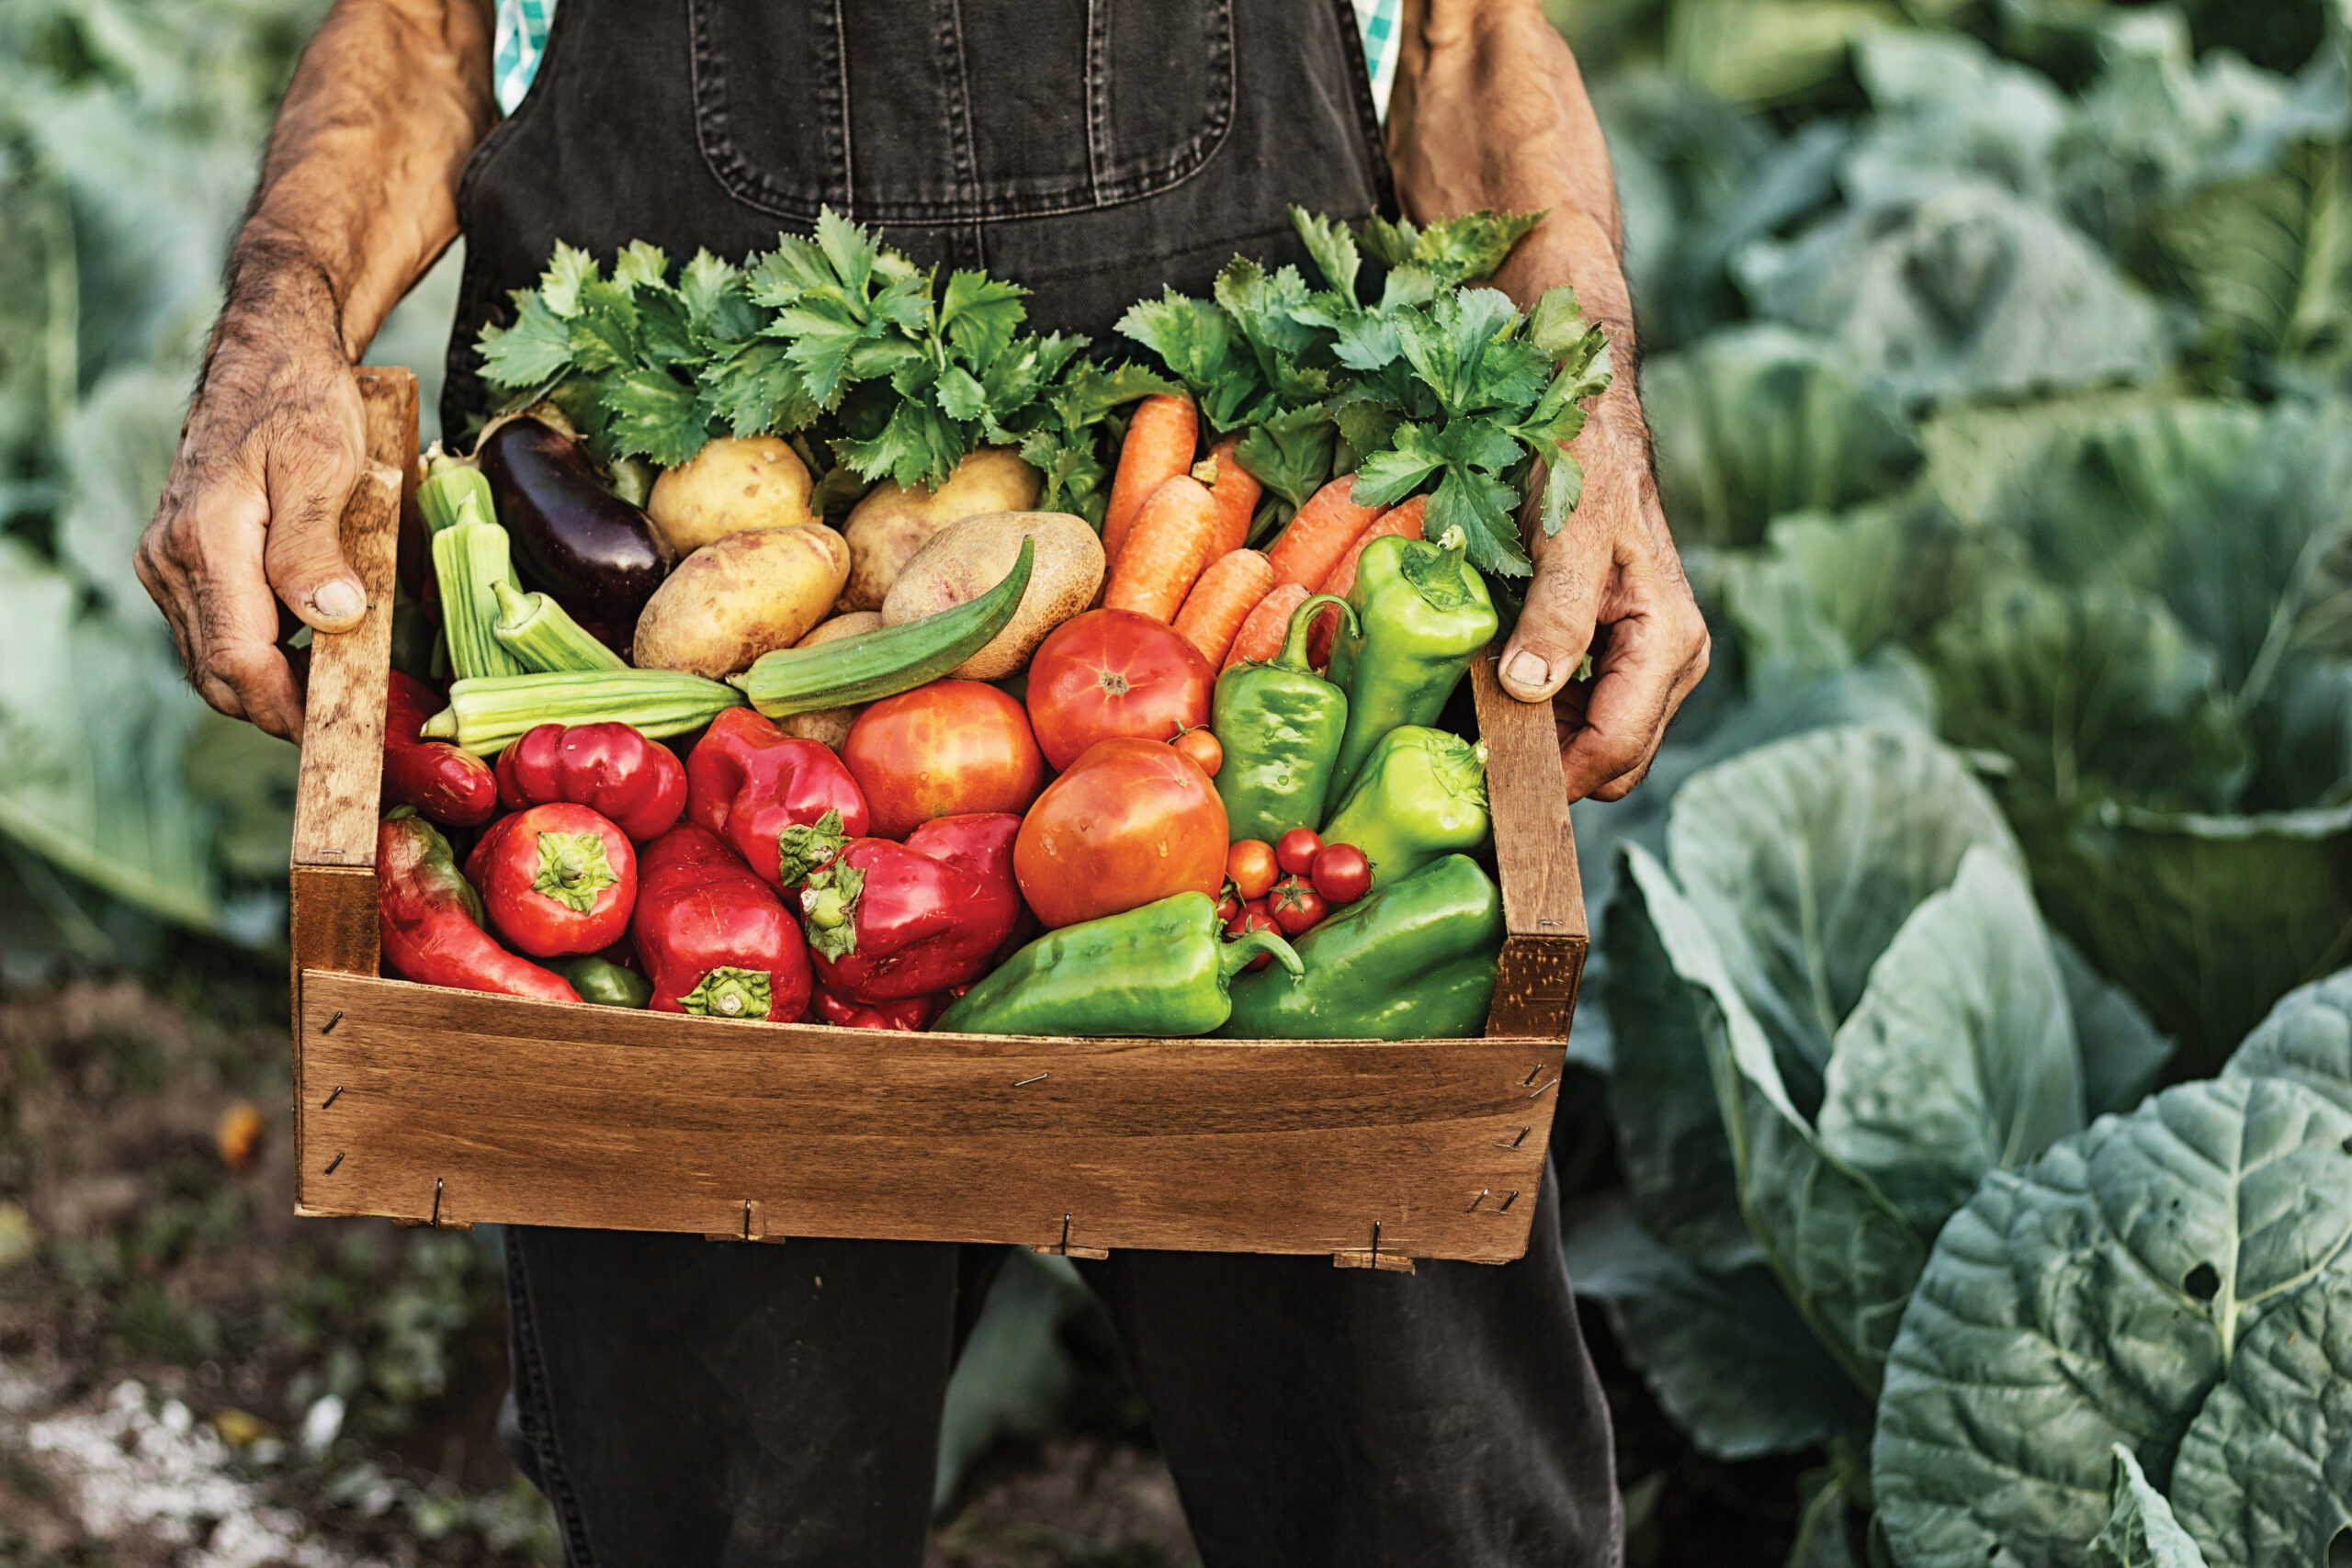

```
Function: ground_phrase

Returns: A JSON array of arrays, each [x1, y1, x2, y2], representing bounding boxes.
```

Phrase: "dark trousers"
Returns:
[[498, 1158, 1620, 1567]]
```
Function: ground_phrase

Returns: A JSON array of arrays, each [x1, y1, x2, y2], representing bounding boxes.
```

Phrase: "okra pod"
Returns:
[[432, 502, 528, 681], [492, 578, 629, 673], [422, 671, 745, 754]]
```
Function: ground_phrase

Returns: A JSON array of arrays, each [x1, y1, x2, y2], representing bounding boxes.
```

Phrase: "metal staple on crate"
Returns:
[[320, 1086, 344, 1110], [320, 1010, 344, 1035]]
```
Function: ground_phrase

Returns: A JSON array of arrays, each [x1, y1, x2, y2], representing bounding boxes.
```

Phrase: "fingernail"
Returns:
[[1505, 649, 1550, 691], [311, 580, 364, 620]]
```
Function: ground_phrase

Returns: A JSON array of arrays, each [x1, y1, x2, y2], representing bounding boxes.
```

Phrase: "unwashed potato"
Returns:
[[881, 511, 1103, 681], [775, 612, 883, 750], [633, 524, 850, 677], [839, 446, 1040, 612], [646, 436, 816, 555]]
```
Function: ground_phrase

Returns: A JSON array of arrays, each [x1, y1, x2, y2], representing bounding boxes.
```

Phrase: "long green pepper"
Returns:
[[1211, 592, 1358, 842], [1322, 526, 1498, 813], [1320, 727, 1491, 892], [935, 893, 1301, 1037]]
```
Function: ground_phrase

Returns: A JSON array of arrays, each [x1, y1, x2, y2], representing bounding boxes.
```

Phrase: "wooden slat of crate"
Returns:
[[295, 972, 1560, 1265]]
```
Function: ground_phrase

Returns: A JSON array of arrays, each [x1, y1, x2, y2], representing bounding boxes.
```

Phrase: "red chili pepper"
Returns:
[[495, 722, 687, 840], [383, 672, 496, 826], [686, 707, 871, 889], [808, 986, 944, 1031], [480, 803, 638, 957], [797, 814, 1023, 1004], [376, 808, 579, 1002], [633, 823, 812, 1021]]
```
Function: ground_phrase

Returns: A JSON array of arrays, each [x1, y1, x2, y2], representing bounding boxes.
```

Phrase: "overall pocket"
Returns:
[[688, 0, 1235, 224]]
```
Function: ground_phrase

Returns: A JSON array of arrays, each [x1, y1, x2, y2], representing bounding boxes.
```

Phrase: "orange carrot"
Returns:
[[1195, 434, 1261, 558], [1264, 475, 1383, 591], [1221, 582, 1344, 672], [1102, 394, 1199, 567], [1104, 475, 1221, 622], [1172, 549, 1278, 668], [1317, 494, 1428, 603]]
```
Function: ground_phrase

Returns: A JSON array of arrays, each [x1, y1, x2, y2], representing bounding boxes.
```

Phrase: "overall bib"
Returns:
[[451, 5, 1621, 1562]]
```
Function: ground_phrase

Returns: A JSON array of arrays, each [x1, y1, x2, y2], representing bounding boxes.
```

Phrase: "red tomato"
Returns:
[[843, 681, 1046, 840], [1025, 609, 1215, 773], [1310, 842, 1373, 905], [1014, 737, 1228, 928], [1171, 725, 1223, 777], [1225, 900, 1280, 972], [1275, 828, 1323, 877], [1216, 886, 1243, 925], [1268, 874, 1327, 936], [1226, 840, 1278, 901]]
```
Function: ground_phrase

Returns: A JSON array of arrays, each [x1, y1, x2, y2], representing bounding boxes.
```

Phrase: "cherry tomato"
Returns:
[[1225, 839, 1278, 901], [1224, 900, 1281, 972], [843, 681, 1046, 840], [1216, 886, 1243, 925], [1310, 842, 1373, 906], [1013, 737, 1229, 928], [1275, 828, 1323, 878], [1268, 874, 1328, 936], [1171, 724, 1223, 777], [1025, 609, 1215, 773]]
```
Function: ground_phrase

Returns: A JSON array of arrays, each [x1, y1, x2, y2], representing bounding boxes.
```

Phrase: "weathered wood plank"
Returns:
[[1469, 649, 1588, 1039], [294, 973, 1563, 1263]]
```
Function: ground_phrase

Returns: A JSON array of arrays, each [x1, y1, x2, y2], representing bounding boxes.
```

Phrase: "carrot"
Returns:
[[1220, 582, 1345, 673], [1195, 435, 1261, 558], [1317, 494, 1428, 603], [1104, 475, 1221, 622], [1264, 475, 1383, 591], [1172, 549, 1278, 668], [1102, 394, 1199, 568]]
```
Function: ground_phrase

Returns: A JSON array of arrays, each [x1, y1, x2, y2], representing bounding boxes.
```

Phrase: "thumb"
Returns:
[[1499, 495, 1610, 704], [261, 423, 369, 632]]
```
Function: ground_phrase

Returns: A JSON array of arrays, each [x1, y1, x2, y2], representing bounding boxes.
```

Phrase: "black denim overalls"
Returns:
[[447, 5, 1621, 1562]]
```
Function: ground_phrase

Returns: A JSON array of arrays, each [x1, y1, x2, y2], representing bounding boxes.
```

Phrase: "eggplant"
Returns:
[[477, 416, 675, 653]]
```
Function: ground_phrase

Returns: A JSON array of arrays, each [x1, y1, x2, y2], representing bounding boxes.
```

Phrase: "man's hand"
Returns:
[[137, 289, 368, 741], [1391, 0, 1708, 802]]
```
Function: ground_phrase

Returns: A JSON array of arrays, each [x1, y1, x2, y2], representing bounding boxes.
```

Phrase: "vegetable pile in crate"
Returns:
[[290, 211, 1601, 1264]]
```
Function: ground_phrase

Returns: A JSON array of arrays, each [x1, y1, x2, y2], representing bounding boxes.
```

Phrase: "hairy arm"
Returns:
[[1387, 0, 1708, 802], [136, 0, 495, 740]]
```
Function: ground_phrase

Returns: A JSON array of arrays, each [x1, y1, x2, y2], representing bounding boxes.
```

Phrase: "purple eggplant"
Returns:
[[477, 417, 674, 653]]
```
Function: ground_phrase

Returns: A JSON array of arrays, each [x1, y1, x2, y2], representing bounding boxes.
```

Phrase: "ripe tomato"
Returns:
[[1025, 609, 1215, 772], [1226, 840, 1278, 901], [1275, 828, 1323, 877], [1171, 725, 1222, 777], [1267, 874, 1327, 936], [1310, 842, 1372, 905], [843, 681, 1046, 840], [1224, 900, 1280, 972], [1014, 737, 1228, 928]]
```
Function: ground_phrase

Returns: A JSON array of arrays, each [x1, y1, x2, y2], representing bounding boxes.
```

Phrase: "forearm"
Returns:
[[224, 0, 494, 362], [1388, 0, 1644, 432]]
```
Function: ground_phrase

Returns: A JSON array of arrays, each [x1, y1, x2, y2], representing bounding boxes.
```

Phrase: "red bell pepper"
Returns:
[[479, 803, 638, 957], [376, 808, 580, 1001], [383, 672, 496, 826], [633, 823, 812, 1021], [686, 707, 869, 889], [807, 986, 944, 1031], [797, 813, 1023, 1003], [495, 722, 687, 840]]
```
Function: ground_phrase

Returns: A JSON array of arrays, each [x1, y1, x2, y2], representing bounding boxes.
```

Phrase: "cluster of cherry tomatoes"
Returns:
[[1216, 829, 1374, 970]]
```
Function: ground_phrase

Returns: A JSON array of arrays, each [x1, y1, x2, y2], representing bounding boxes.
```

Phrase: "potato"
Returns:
[[775, 612, 883, 750], [633, 524, 851, 677], [647, 436, 816, 555], [839, 446, 1041, 612], [881, 511, 1104, 681]]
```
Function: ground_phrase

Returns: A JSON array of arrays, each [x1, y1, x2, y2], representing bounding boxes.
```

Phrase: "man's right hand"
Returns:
[[135, 299, 369, 743]]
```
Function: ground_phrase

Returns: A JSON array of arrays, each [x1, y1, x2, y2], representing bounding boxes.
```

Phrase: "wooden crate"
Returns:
[[289, 369, 1587, 1270]]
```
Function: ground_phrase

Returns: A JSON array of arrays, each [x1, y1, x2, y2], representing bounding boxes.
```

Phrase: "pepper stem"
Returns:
[[533, 829, 620, 913], [681, 966, 772, 1020], [1219, 925, 1304, 981], [1275, 593, 1357, 672]]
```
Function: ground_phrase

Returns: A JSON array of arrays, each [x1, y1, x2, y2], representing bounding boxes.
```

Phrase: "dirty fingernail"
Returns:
[[311, 580, 364, 619], [1504, 649, 1550, 690]]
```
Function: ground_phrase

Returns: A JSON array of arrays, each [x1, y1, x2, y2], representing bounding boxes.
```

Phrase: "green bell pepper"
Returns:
[[935, 892, 1302, 1037], [1212, 592, 1359, 842], [1223, 854, 1504, 1040], [554, 954, 652, 1008], [1323, 526, 1499, 813], [1319, 726, 1490, 892]]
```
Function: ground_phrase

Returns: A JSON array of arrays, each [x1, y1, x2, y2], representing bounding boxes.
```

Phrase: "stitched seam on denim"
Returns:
[[1083, 0, 1109, 200], [831, 0, 856, 216], [939, 0, 978, 214], [503, 1232, 599, 1567], [687, 0, 846, 211]]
